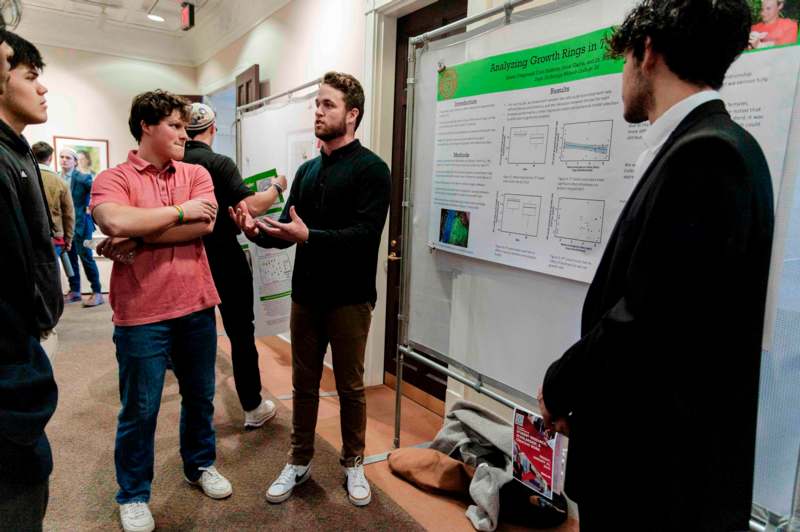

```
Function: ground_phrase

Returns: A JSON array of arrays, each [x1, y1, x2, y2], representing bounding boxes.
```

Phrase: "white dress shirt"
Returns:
[[633, 90, 722, 182]]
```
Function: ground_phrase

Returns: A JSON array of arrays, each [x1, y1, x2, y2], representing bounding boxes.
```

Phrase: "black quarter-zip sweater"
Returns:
[[251, 139, 390, 308]]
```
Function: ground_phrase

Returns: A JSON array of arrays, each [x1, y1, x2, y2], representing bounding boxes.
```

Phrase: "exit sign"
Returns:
[[181, 2, 194, 31]]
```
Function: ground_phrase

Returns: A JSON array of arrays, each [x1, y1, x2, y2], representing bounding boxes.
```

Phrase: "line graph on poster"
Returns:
[[549, 196, 605, 252], [499, 124, 550, 168], [493, 193, 543, 239], [556, 119, 613, 170]]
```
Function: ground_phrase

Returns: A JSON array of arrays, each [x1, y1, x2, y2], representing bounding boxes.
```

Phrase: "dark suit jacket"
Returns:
[[543, 100, 774, 531], [68, 169, 94, 238]]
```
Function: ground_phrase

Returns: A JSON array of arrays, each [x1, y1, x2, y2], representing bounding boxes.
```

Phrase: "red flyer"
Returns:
[[512, 407, 563, 499]]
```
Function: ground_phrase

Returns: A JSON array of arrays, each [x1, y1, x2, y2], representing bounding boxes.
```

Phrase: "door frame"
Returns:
[[359, 0, 438, 389], [361, 0, 460, 396]]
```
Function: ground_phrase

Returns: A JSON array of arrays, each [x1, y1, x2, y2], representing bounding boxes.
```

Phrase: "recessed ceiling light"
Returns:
[[147, 14, 165, 22]]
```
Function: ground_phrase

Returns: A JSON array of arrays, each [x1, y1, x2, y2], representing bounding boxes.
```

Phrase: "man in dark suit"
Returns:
[[539, 1, 773, 530]]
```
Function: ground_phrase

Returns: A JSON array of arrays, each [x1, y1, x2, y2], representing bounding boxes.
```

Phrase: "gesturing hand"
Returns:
[[256, 206, 309, 243], [180, 199, 217, 224], [229, 200, 259, 238]]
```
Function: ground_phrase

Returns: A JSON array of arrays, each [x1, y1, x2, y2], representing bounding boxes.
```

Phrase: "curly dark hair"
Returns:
[[606, 0, 751, 90], [128, 90, 190, 142], [322, 71, 365, 130]]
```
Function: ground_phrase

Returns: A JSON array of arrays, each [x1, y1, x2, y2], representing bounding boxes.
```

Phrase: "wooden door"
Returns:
[[384, 0, 468, 405], [236, 65, 261, 107]]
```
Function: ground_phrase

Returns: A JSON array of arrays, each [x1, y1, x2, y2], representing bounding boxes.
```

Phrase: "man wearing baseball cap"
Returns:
[[183, 102, 287, 429]]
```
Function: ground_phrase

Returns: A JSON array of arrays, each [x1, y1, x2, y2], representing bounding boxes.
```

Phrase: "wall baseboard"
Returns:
[[384, 371, 445, 417]]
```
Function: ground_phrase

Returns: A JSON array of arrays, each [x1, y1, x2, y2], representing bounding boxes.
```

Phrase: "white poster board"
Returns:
[[239, 89, 319, 336], [406, 0, 800, 519], [429, 28, 799, 282]]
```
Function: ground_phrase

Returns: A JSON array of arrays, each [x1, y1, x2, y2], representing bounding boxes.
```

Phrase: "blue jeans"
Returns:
[[53, 244, 63, 275], [67, 236, 101, 293], [113, 308, 217, 504]]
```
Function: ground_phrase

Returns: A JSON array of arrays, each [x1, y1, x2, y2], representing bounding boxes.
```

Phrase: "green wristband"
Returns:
[[174, 205, 184, 224]]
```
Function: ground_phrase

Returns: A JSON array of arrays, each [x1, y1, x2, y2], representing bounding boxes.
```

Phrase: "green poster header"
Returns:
[[244, 168, 278, 192], [437, 27, 623, 101]]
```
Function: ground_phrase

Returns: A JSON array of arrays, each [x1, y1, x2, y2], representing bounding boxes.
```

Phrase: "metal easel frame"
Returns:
[[235, 77, 322, 169], [393, 0, 585, 447], [390, 2, 789, 530]]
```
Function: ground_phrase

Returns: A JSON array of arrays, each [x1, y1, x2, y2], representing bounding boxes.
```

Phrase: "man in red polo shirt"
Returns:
[[91, 90, 230, 532]]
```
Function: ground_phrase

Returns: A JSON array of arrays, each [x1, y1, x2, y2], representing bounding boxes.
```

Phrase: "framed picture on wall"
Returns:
[[53, 136, 109, 176]]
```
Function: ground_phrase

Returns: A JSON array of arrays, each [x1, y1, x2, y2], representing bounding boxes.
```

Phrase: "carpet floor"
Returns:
[[43, 303, 423, 531]]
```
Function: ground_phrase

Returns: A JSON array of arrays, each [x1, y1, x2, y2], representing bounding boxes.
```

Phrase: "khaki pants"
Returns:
[[289, 302, 372, 467]]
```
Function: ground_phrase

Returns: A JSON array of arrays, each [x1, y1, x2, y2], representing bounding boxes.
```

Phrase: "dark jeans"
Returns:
[[206, 241, 262, 411], [289, 302, 372, 467], [0, 479, 49, 531], [113, 308, 217, 504], [67, 236, 101, 293]]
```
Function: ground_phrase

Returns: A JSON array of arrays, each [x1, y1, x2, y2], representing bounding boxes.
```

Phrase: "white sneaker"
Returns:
[[185, 465, 232, 499], [244, 399, 277, 429], [344, 457, 371, 507], [119, 502, 155, 532], [266, 463, 310, 503]]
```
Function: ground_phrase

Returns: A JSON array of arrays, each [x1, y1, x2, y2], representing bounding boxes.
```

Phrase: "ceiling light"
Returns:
[[147, 13, 164, 22]]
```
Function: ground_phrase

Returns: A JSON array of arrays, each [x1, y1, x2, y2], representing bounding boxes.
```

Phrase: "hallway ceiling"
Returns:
[[16, 0, 291, 66], [24, 0, 216, 34]]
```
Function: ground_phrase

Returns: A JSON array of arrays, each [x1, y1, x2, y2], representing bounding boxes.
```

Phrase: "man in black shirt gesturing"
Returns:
[[183, 103, 286, 429], [233, 72, 390, 507]]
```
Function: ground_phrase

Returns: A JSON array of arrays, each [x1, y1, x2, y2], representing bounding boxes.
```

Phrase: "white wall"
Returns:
[[205, 84, 237, 161], [25, 44, 198, 168], [196, 0, 366, 96]]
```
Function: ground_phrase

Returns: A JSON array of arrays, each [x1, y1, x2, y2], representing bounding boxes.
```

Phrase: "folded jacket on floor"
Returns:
[[388, 447, 475, 494]]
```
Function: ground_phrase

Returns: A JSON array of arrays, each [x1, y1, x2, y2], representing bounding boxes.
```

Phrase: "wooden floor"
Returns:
[[216, 329, 578, 531]]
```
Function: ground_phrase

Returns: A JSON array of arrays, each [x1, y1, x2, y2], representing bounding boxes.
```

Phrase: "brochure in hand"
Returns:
[[512, 407, 565, 500]]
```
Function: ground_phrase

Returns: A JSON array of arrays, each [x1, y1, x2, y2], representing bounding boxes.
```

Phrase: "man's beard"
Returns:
[[623, 67, 653, 124], [315, 115, 347, 142]]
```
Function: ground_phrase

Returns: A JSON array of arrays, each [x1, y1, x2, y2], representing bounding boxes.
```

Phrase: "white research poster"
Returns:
[[430, 27, 799, 282], [242, 168, 293, 337]]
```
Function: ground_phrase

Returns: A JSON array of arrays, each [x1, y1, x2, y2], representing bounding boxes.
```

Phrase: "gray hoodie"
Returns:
[[429, 400, 514, 531]]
